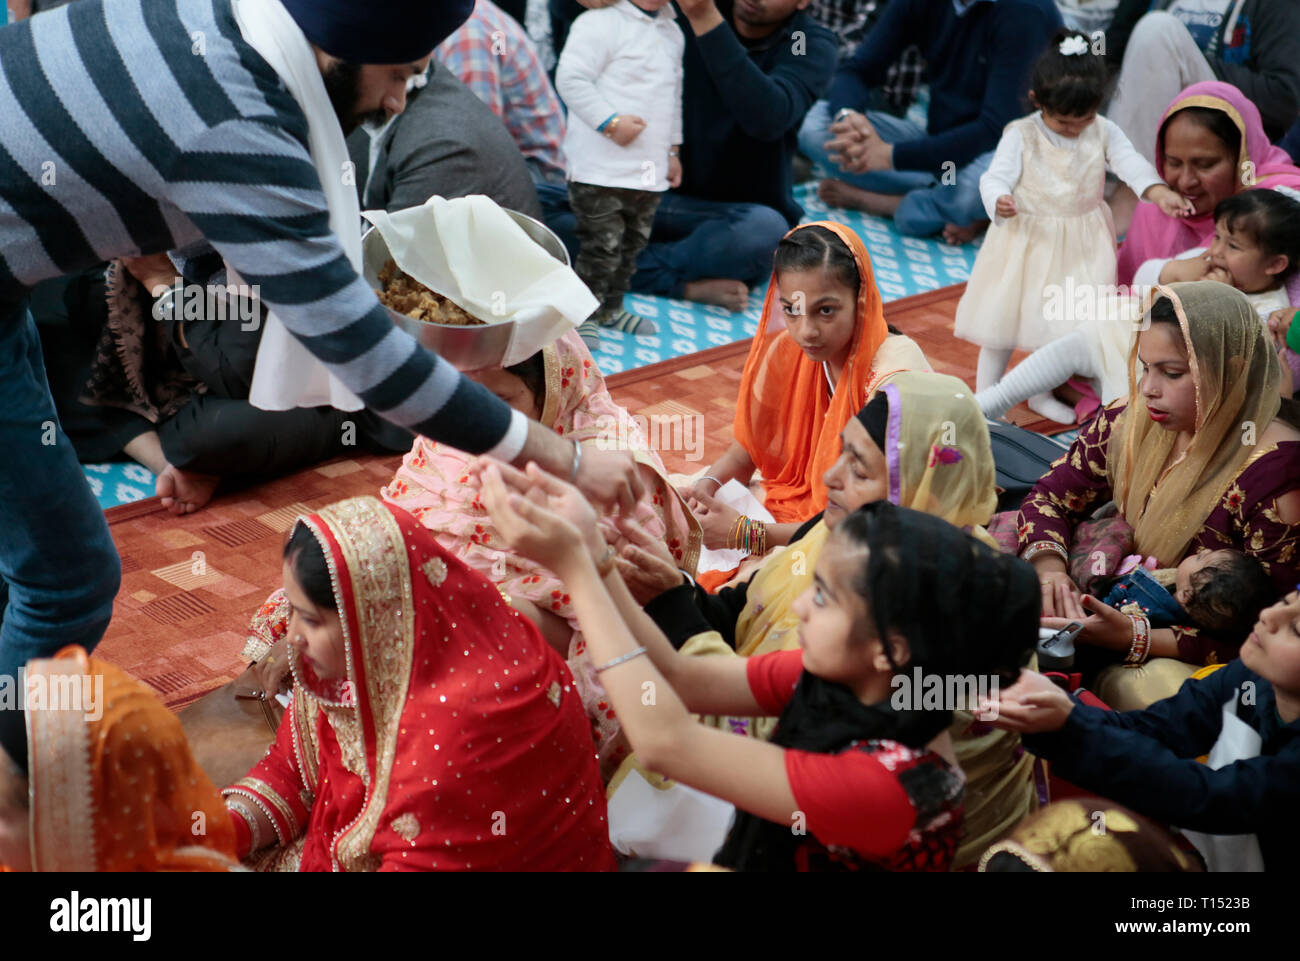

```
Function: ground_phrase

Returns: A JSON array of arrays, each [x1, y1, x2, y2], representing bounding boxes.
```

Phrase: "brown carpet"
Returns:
[[94, 283, 1064, 707]]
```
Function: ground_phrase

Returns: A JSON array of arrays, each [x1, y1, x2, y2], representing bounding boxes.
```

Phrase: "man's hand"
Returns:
[[610, 114, 647, 147], [575, 445, 645, 515], [668, 153, 682, 188], [825, 111, 890, 174], [675, 0, 726, 34]]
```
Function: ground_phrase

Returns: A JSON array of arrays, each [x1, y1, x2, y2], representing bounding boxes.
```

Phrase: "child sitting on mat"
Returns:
[[555, 0, 684, 351]]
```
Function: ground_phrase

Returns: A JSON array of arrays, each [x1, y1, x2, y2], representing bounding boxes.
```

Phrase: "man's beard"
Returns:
[[320, 60, 388, 136]]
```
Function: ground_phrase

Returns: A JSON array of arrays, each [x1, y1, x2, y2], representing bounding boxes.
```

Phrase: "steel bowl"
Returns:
[[363, 207, 570, 371]]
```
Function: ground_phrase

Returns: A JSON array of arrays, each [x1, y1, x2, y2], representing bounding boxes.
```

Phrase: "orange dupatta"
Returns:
[[26, 646, 238, 872], [732, 222, 892, 522]]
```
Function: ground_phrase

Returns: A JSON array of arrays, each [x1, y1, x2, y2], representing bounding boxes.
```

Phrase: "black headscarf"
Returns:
[[715, 501, 1040, 871], [856, 390, 889, 452]]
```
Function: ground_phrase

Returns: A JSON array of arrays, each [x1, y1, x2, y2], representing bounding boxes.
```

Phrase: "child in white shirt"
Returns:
[[556, 0, 684, 351]]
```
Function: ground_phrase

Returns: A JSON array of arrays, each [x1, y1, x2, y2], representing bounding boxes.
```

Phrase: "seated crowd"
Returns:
[[1, 0, 1299, 874]]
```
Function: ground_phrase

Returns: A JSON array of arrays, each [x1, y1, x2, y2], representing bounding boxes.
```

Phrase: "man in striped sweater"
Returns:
[[0, 0, 642, 766]]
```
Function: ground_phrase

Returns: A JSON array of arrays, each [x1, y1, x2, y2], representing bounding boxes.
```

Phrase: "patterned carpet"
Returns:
[[94, 284, 1074, 709], [80, 180, 982, 510]]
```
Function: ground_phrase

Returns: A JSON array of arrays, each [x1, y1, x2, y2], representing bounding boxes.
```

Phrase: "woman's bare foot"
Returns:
[[156, 464, 220, 515], [682, 278, 749, 312], [817, 178, 902, 217], [942, 220, 989, 245]]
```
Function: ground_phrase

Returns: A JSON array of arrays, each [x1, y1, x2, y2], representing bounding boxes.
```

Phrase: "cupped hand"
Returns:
[[684, 486, 742, 550], [612, 514, 683, 604], [984, 669, 1075, 733], [479, 460, 604, 575]]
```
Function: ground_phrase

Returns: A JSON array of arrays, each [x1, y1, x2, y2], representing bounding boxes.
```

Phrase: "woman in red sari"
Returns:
[[223, 495, 615, 871]]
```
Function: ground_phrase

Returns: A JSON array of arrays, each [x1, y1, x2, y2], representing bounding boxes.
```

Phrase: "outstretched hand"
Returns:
[[612, 514, 684, 604], [984, 669, 1075, 733], [478, 459, 606, 577], [1041, 586, 1135, 651], [1146, 183, 1195, 218], [684, 486, 742, 550]]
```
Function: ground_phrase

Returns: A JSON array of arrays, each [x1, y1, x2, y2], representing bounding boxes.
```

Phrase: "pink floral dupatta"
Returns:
[[382, 330, 701, 774], [1117, 81, 1300, 285]]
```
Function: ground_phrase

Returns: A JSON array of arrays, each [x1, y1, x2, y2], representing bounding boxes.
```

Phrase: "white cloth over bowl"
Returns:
[[363, 195, 598, 367]]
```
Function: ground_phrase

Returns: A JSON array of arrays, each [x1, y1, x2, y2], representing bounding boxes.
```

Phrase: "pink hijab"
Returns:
[[1117, 81, 1300, 285]]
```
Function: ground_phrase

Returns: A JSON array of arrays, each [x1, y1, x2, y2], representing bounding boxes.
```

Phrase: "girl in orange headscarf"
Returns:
[[684, 222, 929, 581], [0, 646, 238, 872]]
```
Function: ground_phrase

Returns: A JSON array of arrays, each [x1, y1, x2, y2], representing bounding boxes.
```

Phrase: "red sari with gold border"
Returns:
[[224, 496, 615, 871]]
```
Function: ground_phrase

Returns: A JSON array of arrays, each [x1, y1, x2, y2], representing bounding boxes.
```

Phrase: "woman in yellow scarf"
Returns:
[[616, 371, 1035, 868]]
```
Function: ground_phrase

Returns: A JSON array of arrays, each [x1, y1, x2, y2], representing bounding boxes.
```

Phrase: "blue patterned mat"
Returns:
[[589, 180, 980, 376], [86, 181, 982, 510]]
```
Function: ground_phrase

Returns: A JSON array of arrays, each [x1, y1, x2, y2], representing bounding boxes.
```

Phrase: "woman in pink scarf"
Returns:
[[1118, 81, 1300, 285], [381, 330, 701, 779]]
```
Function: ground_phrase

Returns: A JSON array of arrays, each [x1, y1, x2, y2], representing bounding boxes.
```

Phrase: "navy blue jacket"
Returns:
[[677, 0, 837, 226], [828, 0, 1061, 174], [1024, 660, 1300, 871]]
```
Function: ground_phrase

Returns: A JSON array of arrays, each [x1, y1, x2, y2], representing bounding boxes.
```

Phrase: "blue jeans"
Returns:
[[798, 99, 994, 236], [0, 303, 120, 767], [536, 184, 788, 299], [630, 192, 789, 298]]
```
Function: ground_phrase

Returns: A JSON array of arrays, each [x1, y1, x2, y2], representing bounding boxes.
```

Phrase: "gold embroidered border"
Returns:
[[27, 653, 97, 871], [317, 498, 415, 871]]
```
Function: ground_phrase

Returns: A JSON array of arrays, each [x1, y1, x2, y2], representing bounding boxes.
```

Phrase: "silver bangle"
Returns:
[[569, 438, 582, 483], [700, 474, 723, 490], [1022, 541, 1068, 565], [834, 107, 855, 123], [594, 646, 647, 674]]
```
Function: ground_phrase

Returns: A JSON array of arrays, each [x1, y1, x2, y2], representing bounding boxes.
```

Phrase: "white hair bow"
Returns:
[[1059, 35, 1089, 56]]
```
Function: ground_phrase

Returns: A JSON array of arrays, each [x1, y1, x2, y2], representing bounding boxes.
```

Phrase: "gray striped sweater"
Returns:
[[0, 0, 517, 454]]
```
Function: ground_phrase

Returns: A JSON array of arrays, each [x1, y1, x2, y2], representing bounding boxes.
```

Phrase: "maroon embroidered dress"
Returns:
[[1018, 402, 1300, 664]]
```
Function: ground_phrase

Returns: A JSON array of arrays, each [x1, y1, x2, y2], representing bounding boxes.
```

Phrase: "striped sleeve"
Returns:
[[165, 115, 518, 455]]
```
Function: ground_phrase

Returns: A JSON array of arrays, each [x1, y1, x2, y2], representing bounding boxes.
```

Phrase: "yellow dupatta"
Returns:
[[1110, 282, 1281, 566]]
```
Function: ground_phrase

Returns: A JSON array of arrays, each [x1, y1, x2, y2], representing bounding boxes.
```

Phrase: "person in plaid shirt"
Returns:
[[435, 0, 569, 187], [807, 0, 924, 117]]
